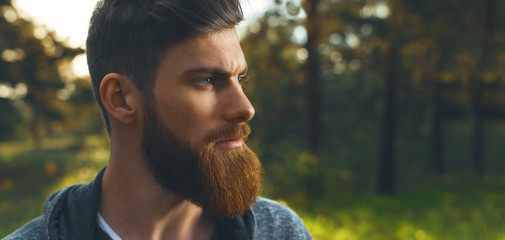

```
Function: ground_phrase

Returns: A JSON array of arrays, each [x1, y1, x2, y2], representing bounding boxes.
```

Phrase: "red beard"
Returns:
[[142, 103, 263, 218]]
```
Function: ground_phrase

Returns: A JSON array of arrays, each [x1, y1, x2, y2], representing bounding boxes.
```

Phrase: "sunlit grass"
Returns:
[[292, 188, 505, 240]]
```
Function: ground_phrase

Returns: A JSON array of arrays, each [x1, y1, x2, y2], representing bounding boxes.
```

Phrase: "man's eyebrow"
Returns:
[[184, 66, 248, 76]]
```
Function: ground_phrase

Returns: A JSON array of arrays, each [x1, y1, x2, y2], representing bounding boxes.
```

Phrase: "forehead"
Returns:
[[156, 29, 246, 78]]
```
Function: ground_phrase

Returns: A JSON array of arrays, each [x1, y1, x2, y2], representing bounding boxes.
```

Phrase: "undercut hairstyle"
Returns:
[[86, 0, 244, 133]]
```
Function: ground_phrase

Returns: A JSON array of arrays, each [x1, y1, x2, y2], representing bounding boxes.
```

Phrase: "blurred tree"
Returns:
[[242, 0, 391, 196], [0, 0, 86, 146], [376, 0, 402, 194], [397, 0, 466, 176], [241, 8, 310, 196], [303, 0, 322, 154], [240, 0, 505, 198], [470, 0, 497, 177]]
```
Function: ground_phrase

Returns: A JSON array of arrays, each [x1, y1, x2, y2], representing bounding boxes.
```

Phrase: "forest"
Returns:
[[1, 0, 505, 239]]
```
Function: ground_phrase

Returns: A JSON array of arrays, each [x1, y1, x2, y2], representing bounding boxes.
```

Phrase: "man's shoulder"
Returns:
[[2, 183, 85, 240], [252, 197, 301, 221], [2, 216, 46, 240], [251, 197, 312, 240]]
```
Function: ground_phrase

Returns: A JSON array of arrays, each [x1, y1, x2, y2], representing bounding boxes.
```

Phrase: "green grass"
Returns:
[[2, 137, 505, 239], [0, 135, 109, 237], [284, 182, 505, 240]]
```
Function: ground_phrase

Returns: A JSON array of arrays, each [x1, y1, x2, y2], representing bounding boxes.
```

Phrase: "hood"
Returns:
[[42, 168, 105, 240]]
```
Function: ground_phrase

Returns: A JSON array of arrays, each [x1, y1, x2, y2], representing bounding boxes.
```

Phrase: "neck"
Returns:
[[99, 143, 215, 240]]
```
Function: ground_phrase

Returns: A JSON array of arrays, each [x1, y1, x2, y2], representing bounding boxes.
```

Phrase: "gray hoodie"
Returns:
[[3, 168, 312, 240]]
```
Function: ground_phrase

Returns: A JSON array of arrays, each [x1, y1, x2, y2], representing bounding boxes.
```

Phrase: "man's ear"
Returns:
[[100, 73, 139, 125]]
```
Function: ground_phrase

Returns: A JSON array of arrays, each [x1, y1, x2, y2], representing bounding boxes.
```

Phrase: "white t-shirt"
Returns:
[[97, 212, 122, 240]]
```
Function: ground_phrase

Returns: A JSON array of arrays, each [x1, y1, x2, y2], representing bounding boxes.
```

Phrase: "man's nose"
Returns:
[[222, 82, 255, 123]]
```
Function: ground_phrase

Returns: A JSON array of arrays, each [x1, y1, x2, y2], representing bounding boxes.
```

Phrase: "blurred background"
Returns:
[[1, 0, 505, 239]]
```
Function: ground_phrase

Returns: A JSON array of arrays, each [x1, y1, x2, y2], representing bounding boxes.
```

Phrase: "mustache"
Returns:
[[203, 123, 252, 144]]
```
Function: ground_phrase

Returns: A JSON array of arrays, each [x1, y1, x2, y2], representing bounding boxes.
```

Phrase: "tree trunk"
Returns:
[[304, 0, 321, 154], [302, 0, 324, 197], [377, 44, 399, 195], [470, 74, 485, 176], [377, 0, 401, 195], [470, 97, 485, 176], [470, 0, 495, 177], [430, 81, 445, 175]]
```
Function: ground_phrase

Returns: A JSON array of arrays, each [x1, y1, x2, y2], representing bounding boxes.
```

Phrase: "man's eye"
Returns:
[[238, 76, 248, 85], [196, 78, 213, 86]]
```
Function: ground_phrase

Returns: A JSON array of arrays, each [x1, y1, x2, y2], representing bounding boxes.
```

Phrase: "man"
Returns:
[[4, 0, 312, 239]]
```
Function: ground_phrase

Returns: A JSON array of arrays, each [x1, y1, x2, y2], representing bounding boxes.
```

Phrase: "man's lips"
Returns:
[[215, 138, 243, 149]]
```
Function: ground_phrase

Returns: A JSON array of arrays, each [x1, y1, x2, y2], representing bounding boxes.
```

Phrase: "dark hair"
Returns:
[[86, 0, 244, 133]]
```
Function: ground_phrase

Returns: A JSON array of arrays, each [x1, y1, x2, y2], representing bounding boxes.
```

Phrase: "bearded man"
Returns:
[[3, 0, 312, 239]]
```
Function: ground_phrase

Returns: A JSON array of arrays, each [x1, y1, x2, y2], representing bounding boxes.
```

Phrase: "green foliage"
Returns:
[[0, 1, 99, 146], [0, 98, 20, 140]]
